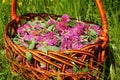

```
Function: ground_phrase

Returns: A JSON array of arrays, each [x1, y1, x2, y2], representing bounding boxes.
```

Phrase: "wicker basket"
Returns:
[[4, 0, 109, 80]]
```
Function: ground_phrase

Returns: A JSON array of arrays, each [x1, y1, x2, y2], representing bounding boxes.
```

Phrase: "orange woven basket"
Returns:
[[4, 0, 109, 80]]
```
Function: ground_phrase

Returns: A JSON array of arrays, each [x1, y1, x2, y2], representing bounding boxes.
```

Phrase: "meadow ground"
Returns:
[[0, 0, 120, 80]]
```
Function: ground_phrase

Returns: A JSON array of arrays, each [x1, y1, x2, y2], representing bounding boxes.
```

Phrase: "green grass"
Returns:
[[0, 0, 120, 80]]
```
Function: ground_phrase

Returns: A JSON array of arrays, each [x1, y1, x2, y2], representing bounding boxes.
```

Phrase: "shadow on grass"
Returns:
[[102, 44, 116, 80]]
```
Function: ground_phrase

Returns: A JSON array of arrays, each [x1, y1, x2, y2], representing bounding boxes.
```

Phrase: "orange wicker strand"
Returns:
[[4, 0, 109, 80], [95, 0, 109, 49]]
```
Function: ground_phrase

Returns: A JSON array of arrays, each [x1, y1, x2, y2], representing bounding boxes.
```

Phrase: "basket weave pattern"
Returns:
[[4, 0, 108, 80]]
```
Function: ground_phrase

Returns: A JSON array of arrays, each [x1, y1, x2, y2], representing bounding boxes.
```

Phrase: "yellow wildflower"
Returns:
[[18, 2, 22, 6], [2, 0, 6, 4]]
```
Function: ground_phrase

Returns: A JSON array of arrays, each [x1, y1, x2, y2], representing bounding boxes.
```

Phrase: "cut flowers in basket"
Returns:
[[12, 14, 101, 53]]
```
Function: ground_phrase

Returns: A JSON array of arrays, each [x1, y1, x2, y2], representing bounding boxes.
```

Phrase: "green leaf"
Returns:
[[26, 52, 32, 61], [78, 63, 89, 73], [89, 29, 96, 36], [93, 68, 98, 76], [79, 35, 87, 39], [11, 71, 19, 76], [49, 64, 54, 69], [40, 22, 46, 28], [67, 20, 76, 27], [38, 46, 48, 54], [57, 18, 61, 21], [28, 21, 33, 27], [13, 37, 18, 41], [84, 62, 89, 72], [12, 33, 20, 42], [90, 36, 96, 40], [0, 50, 6, 55], [34, 17, 39, 22], [28, 39, 36, 49], [47, 46, 60, 52], [72, 65, 78, 73], [88, 29, 97, 40], [56, 35, 61, 40], [73, 66, 78, 73], [12, 38, 18, 43], [49, 78, 54, 80], [16, 33, 20, 37], [71, 62, 78, 73], [40, 63, 45, 67], [84, 38, 88, 42], [12, 37, 21, 45], [57, 69, 60, 80], [110, 64, 115, 80], [13, 41, 20, 45], [24, 40, 31, 45], [47, 25, 54, 31]]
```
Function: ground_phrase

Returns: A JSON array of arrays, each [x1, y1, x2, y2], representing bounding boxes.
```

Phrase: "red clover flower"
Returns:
[[13, 14, 101, 51]]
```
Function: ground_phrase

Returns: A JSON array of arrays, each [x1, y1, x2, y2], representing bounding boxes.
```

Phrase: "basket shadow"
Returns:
[[103, 45, 115, 80]]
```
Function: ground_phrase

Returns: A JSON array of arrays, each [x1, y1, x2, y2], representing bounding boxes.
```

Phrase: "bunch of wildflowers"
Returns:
[[12, 14, 101, 52]]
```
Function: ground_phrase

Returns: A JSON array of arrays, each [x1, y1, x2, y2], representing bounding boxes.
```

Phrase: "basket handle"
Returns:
[[11, 0, 108, 48], [95, 0, 108, 48], [11, 0, 18, 21]]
